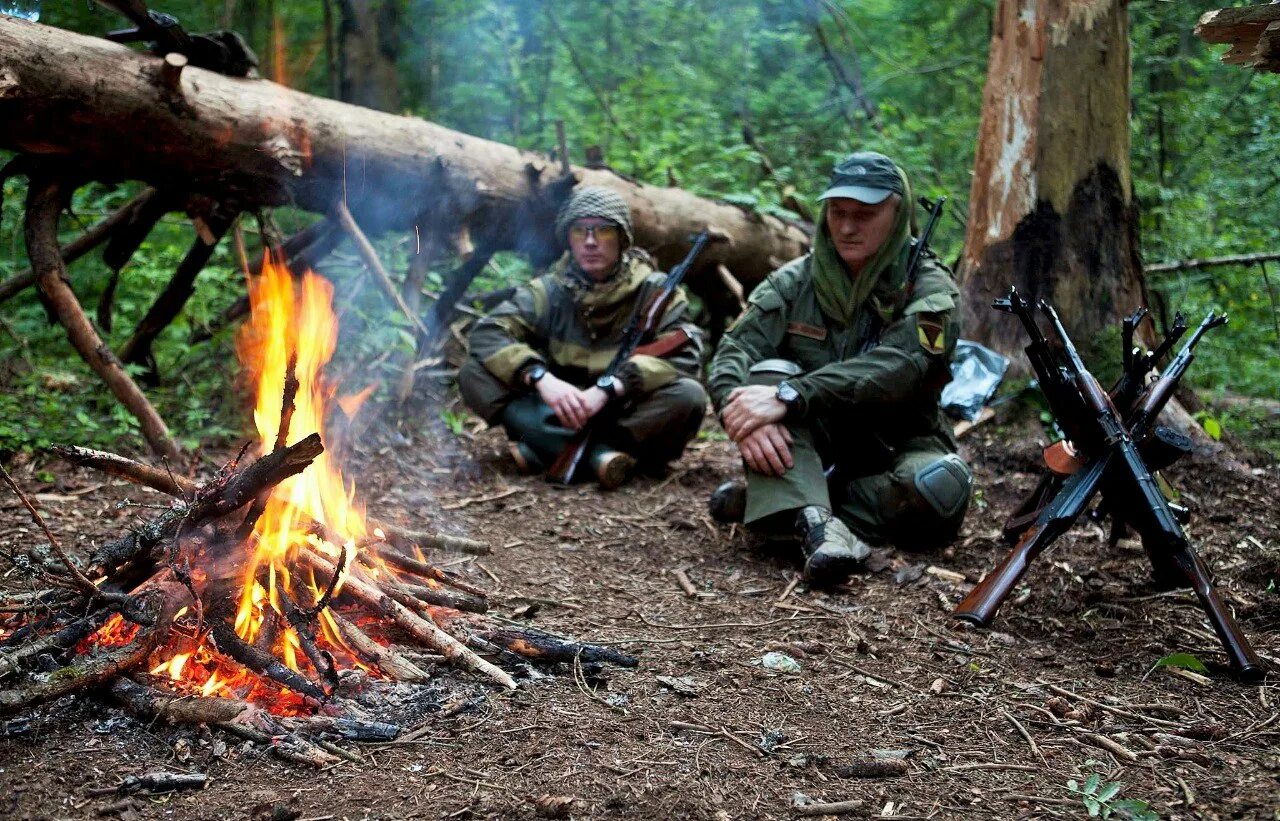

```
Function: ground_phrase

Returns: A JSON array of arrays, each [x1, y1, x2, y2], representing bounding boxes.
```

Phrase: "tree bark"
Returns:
[[0, 18, 807, 294], [959, 0, 1149, 368], [24, 177, 183, 462], [336, 0, 402, 112]]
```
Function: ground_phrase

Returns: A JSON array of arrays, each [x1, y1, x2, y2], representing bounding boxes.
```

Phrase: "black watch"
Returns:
[[776, 380, 800, 408], [524, 364, 548, 386], [596, 374, 623, 398]]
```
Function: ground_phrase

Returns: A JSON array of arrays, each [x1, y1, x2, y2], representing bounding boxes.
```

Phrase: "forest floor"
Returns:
[[1, 401, 1278, 820]]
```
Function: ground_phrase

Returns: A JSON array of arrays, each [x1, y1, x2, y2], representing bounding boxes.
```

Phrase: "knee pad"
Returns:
[[912, 454, 972, 520], [748, 359, 802, 387]]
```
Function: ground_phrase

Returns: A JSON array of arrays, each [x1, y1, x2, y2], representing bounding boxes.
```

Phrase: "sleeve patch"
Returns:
[[917, 315, 946, 355]]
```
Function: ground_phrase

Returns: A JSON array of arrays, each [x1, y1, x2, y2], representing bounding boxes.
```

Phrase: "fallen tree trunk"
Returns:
[[0, 17, 808, 294]]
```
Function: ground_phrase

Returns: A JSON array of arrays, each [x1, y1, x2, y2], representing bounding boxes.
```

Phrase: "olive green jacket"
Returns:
[[708, 245, 960, 448], [467, 250, 703, 395]]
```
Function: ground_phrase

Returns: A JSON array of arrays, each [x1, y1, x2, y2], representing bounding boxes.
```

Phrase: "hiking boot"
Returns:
[[509, 442, 540, 475], [708, 480, 747, 524], [796, 506, 870, 586], [591, 448, 636, 490]]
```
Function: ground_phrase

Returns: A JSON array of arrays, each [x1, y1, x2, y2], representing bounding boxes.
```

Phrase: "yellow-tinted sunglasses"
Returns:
[[567, 222, 620, 243]]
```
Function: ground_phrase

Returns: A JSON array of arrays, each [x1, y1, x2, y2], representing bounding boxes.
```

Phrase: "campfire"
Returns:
[[0, 255, 633, 766]]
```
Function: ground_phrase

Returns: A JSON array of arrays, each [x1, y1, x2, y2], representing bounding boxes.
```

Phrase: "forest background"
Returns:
[[2, 0, 1277, 456]]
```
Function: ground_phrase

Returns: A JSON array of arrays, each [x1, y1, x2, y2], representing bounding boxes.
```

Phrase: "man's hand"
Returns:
[[721, 384, 788, 441], [536, 374, 592, 429], [579, 386, 610, 421], [737, 423, 794, 477]]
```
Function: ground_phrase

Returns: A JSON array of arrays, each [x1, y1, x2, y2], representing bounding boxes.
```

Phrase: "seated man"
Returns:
[[459, 186, 708, 489], [707, 152, 971, 584]]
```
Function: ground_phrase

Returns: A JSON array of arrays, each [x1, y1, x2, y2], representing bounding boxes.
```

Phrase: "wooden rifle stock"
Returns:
[[546, 232, 712, 484]]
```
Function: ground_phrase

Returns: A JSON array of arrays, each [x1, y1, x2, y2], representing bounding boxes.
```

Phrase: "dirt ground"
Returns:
[[1, 403, 1278, 820]]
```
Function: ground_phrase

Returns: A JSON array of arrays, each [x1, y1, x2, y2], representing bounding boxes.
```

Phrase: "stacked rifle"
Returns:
[[955, 287, 1264, 681]]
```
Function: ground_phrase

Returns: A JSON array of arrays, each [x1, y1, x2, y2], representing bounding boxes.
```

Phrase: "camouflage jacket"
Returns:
[[466, 250, 703, 395], [707, 246, 960, 447]]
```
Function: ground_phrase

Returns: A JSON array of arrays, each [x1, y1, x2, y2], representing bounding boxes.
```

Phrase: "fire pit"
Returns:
[[0, 256, 633, 766]]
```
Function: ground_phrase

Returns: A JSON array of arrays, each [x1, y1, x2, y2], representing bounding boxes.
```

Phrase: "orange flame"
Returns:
[[234, 251, 368, 654]]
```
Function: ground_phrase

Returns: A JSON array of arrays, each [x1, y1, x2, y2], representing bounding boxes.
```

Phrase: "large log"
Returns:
[[0, 17, 808, 292]]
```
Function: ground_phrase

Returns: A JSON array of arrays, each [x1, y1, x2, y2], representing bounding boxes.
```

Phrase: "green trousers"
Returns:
[[458, 359, 708, 472], [741, 366, 971, 548]]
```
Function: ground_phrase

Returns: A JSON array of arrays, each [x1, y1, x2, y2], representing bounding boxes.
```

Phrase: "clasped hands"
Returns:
[[720, 385, 793, 477], [535, 373, 610, 430]]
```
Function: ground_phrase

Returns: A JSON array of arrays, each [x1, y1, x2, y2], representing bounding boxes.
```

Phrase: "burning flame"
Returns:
[[233, 251, 369, 653], [81, 251, 402, 712]]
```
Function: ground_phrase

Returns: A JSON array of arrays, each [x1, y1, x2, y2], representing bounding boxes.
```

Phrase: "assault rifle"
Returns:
[[546, 231, 714, 485], [955, 287, 1262, 681]]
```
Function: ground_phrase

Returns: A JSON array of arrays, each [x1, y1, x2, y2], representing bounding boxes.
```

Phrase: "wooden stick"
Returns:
[[118, 208, 235, 370], [364, 541, 489, 596], [25, 177, 181, 461], [1146, 249, 1280, 275], [0, 581, 181, 717], [49, 444, 197, 497], [328, 611, 431, 683], [109, 676, 251, 725], [89, 434, 323, 576], [0, 188, 156, 306], [794, 799, 864, 816], [369, 519, 491, 556], [0, 461, 103, 598], [208, 620, 328, 704], [331, 198, 431, 339], [298, 547, 515, 689]]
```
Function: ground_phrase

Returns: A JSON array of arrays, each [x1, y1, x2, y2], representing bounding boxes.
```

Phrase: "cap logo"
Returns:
[[851, 166, 866, 175]]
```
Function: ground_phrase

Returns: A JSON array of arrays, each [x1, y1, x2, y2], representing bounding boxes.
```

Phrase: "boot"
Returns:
[[509, 442, 541, 475], [590, 447, 636, 490], [797, 506, 870, 586], [708, 480, 747, 524]]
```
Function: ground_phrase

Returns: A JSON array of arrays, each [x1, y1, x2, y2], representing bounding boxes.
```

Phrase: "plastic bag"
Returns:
[[941, 340, 1008, 421]]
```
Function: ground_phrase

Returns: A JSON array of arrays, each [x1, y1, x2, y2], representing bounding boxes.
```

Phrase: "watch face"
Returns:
[[777, 382, 799, 403]]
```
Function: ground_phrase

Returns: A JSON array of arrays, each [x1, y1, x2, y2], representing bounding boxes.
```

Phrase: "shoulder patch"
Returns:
[[917, 313, 947, 355], [747, 285, 785, 313]]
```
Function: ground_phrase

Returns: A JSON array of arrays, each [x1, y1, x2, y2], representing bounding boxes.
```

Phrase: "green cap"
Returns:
[[818, 151, 904, 205]]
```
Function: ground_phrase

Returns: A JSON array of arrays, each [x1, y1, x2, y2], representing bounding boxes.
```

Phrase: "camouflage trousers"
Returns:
[[741, 365, 971, 548], [458, 359, 708, 473]]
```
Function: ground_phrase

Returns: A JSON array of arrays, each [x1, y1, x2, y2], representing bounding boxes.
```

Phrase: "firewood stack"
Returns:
[[0, 432, 634, 768]]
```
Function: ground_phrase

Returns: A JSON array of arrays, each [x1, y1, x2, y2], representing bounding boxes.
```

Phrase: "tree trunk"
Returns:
[[0, 18, 806, 294], [959, 0, 1149, 367], [336, 0, 402, 112]]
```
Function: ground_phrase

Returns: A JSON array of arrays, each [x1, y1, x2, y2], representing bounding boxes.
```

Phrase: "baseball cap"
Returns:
[[817, 151, 904, 205]]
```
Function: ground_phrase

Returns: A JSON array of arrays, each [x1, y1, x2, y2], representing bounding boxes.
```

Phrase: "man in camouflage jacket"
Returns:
[[460, 186, 708, 488], [707, 152, 971, 584]]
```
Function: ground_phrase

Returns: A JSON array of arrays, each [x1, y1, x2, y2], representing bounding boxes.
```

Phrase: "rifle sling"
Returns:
[[632, 328, 691, 360]]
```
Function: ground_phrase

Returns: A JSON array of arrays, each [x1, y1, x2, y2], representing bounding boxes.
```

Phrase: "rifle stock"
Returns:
[[546, 231, 712, 485]]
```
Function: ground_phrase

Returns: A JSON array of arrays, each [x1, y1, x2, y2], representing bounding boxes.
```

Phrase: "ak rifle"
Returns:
[[954, 287, 1262, 681], [546, 231, 713, 485]]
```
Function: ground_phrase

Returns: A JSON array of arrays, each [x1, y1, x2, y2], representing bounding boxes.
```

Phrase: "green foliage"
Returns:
[[1154, 652, 1208, 674], [1067, 772, 1159, 820], [3, 0, 1278, 454]]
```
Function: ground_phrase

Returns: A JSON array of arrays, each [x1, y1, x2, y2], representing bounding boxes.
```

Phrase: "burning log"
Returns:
[[327, 611, 431, 683], [88, 433, 324, 576], [297, 547, 516, 690], [0, 247, 634, 763]]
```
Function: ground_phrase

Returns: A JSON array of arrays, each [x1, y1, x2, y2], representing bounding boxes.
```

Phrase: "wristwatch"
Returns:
[[596, 374, 624, 398], [776, 380, 801, 410], [523, 363, 548, 386]]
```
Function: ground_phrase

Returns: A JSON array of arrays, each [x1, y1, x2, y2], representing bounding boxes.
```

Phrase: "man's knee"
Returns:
[[747, 359, 802, 388], [902, 453, 972, 545], [457, 359, 511, 424], [661, 377, 709, 422]]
